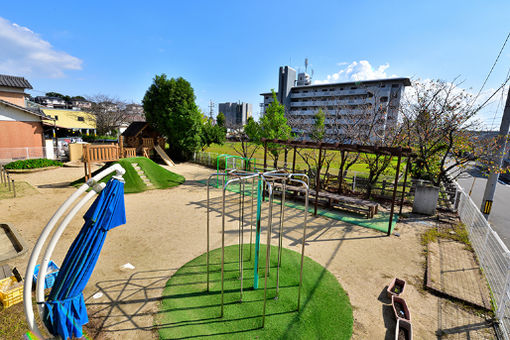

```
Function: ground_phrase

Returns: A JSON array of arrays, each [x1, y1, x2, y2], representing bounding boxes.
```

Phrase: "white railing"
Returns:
[[452, 180, 510, 338], [0, 147, 58, 162]]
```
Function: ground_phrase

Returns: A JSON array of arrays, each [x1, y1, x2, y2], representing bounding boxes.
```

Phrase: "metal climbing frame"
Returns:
[[215, 154, 256, 187], [206, 169, 309, 328]]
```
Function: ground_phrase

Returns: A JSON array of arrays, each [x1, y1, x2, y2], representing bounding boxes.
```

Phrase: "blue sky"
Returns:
[[1, 1, 509, 127]]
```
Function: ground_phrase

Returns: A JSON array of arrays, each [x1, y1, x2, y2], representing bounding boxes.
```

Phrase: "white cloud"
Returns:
[[314, 60, 397, 84], [0, 17, 82, 78]]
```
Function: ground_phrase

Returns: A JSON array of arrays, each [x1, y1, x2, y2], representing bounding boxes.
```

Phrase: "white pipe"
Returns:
[[35, 188, 100, 326], [24, 163, 125, 339]]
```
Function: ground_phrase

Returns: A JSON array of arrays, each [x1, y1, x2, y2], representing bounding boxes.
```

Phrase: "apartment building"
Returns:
[[261, 66, 411, 141], [218, 102, 252, 128]]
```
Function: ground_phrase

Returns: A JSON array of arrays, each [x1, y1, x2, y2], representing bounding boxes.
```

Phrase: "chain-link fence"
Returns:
[[452, 180, 510, 339]]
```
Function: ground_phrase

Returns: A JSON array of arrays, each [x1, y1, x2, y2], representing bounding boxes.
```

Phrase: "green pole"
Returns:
[[253, 176, 263, 289]]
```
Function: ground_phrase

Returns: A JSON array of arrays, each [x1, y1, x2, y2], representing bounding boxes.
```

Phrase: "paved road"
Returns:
[[457, 171, 510, 248]]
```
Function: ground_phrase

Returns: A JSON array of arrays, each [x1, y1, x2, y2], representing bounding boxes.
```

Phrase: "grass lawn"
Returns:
[[157, 244, 353, 339], [204, 142, 405, 179], [71, 157, 185, 194]]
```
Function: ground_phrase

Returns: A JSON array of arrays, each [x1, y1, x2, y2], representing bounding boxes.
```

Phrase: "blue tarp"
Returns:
[[43, 178, 126, 339]]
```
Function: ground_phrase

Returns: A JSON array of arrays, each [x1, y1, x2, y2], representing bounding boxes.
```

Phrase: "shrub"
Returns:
[[5, 159, 63, 170]]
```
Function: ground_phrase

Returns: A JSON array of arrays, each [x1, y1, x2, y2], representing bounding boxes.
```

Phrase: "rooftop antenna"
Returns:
[[305, 58, 308, 73]]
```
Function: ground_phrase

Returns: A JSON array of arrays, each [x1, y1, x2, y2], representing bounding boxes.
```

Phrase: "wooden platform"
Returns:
[[272, 183, 379, 219]]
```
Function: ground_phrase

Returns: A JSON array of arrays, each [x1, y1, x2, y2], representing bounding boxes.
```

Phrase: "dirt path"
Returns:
[[1, 163, 494, 339]]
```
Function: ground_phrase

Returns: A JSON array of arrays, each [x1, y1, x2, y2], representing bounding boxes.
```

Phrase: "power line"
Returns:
[[474, 72, 510, 114], [474, 32, 510, 102]]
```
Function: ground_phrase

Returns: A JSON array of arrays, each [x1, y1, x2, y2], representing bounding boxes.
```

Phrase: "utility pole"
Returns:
[[481, 86, 510, 219], [208, 100, 215, 120]]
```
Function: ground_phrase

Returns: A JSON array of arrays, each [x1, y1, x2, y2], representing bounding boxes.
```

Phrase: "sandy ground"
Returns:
[[1, 163, 494, 339]]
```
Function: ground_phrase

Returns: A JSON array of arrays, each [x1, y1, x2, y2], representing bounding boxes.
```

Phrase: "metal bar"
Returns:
[[276, 176, 287, 298], [250, 176, 255, 261], [388, 149, 402, 236], [221, 182, 226, 317], [398, 157, 411, 215], [7, 173, 11, 191], [297, 181, 310, 311], [253, 175, 263, 289], [205, 173, 225, 291], [240, 180, 245, 302], [263, 141, 268, 171], [261, 182, 273, 328]]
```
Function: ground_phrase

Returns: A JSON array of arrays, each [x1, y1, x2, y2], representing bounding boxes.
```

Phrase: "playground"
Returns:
[[0, 161, 495, 339]]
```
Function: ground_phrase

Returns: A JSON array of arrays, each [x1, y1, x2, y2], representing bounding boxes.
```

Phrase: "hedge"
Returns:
[[4, 159, 63, 170]]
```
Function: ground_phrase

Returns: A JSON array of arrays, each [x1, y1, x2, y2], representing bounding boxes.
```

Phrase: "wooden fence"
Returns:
[[83, 144, 120, 180]]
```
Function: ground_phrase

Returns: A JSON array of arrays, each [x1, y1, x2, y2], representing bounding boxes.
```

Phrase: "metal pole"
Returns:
[[12, 179, 15, 198], [253, 175, 263, 289], [263, 141, 268, 171], [240, 180, 245, 302], [276, 176, 286, 298], [250, 176, 254, 261], [481, 86, 510, 219], [388, 149, 402, 236], [262, 183, 273, 328], [0, 166, 3, 185], [221, 183, 227, 317], [7, 173, 11, 191], [207, 176, 211, 292], [338, 150, 345, 194], [297, 184, 309, 311], [398, 157, 411, 215]]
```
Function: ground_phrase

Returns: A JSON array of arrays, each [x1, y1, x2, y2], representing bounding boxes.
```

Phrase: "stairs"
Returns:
[[132, 163, 153, 187]]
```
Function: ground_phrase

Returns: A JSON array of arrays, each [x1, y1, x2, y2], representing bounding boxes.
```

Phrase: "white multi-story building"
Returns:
[[260, 66, 411, 142]]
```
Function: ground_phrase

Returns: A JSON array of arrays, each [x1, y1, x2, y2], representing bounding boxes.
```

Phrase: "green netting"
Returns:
[[201, 179, 396, 234]]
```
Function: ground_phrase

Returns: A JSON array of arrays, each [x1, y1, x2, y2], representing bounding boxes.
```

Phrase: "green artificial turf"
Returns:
[[157, 244, 353, 339], [71, 157, 185, 193]]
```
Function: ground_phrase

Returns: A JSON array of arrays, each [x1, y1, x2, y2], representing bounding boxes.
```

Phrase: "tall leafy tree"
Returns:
[[259, 90, 292, 168], [216, 112, 226, 129], [143, 74, 203, 160], [310, 108, 326, 142]]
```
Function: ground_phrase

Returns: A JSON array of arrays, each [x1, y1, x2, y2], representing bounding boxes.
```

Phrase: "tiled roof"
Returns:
[[0, 98, 51, 119], [0, 74, 33, 89]]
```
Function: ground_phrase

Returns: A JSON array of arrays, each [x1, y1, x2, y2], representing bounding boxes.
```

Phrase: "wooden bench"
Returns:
[[271, 182, 378, 219]]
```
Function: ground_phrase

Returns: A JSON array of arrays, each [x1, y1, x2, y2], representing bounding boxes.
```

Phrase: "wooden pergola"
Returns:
[[261, 138, 415, 236]]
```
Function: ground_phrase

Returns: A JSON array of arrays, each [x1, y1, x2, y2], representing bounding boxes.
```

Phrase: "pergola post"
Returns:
[[338, 150, 345, 194], [399, 157, 411, 215], [314, 146, 323, 216], [388, 148, 402, 236], [292, 146, 297, 173]]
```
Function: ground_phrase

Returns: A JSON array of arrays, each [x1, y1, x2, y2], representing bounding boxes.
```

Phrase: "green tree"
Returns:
[[310, 109, 326, 142], [142, 74, 203, 161], [259, 90, 292, 168], [201, 118, 226, 150], [216, 112, 226, 128], [231, 117, 261, 168]]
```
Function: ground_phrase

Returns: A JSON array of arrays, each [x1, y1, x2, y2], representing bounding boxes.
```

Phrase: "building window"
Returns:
[[77, 116, 85, 121], [54, 115, 59, 120], [380, 84, 386, 88], [350, 87, 357, 90], [380, 96, 388, 102], [392, 84, 400, 88]]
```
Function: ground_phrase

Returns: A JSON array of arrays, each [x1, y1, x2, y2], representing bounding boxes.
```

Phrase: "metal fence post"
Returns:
[[26, 147, 29, 159], [7, 173, 11, 191], [352, 173, 357, 191]]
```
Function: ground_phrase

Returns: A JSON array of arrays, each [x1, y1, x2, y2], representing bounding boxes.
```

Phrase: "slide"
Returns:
[[154, 145, 175, 167]]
